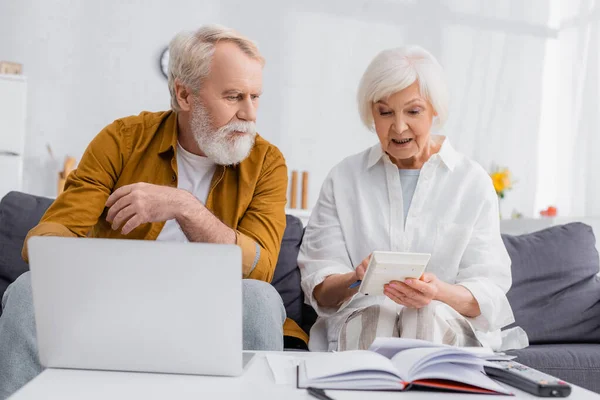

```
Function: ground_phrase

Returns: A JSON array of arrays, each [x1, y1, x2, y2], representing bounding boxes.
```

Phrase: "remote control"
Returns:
[[484, 361, 571, 397]]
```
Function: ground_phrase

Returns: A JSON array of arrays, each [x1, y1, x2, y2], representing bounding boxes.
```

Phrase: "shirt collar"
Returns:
[[366, 135, 458, 171], [158, 110, 179, 155], [436, 136, 458, 172], [366, 143, 385, 169]]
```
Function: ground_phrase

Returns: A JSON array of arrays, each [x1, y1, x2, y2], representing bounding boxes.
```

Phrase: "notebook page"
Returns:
[[390, 347, 489, 378], [298, 363, 406, 390], [302, 350, 400, 381], [369, 337, 449, 358], [418, 353, 493, 371]]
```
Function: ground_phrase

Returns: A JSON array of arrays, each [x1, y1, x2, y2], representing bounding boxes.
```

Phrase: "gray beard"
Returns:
[[190, 102, 257, 165]]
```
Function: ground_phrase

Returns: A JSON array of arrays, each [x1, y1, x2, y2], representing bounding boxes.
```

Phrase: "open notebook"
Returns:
[[297, 338, 513, 395]]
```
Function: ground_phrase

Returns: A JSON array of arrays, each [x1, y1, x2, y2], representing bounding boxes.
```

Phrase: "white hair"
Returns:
[[357, 45, 449, 131], [190, 101, 256, 165], [168, 24, 265, 112]]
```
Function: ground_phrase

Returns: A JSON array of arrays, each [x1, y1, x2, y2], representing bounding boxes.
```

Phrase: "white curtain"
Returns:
[[440, 0, 551, 218], [276, 0, 553, 213], [556, 0, 600, 217]]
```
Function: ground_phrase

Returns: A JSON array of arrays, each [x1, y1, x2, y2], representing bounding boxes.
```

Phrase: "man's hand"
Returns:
[[383, 272, 439, 309], [105, 183, 194, 235]]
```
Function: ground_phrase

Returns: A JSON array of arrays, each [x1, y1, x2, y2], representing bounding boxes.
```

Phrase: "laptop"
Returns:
[[27, 236, 249, 377]]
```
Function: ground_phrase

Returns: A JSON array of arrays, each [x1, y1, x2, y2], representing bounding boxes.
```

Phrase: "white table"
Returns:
[[11, 351, 600, 399]]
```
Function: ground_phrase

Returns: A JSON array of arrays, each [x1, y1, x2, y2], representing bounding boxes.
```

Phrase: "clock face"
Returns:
[[160, 47, 169, 79]]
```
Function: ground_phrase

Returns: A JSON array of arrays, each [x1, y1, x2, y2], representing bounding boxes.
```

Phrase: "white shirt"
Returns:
[[298, 136, 528, 352], [156, 142, 216, 242]]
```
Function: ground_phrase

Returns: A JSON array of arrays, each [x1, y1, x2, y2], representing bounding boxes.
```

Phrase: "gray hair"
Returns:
[[168, 24, 265, 112], [357, 45, 449, 131]]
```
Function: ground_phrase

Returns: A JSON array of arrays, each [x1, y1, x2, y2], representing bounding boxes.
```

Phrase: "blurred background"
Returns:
[[0, 0, 597, 220]]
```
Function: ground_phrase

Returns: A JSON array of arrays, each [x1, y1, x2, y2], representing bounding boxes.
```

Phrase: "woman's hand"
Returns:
[[383, 272, 439, 308], [313, 254, 372, 309], [353, 254, 371, 286]]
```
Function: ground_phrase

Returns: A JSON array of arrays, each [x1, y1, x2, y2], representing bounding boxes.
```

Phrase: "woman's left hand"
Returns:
[[384, 272, 439, 309]]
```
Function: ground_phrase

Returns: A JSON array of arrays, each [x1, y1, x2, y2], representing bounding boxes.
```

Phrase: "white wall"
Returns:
[[0, 0, 554, 215]]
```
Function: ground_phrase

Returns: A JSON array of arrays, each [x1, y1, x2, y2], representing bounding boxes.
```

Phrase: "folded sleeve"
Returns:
[[236, 146, 288, 282], [298, 171, 354, 317], [22, 120, 128, 262], [455, 183, 515, 332]]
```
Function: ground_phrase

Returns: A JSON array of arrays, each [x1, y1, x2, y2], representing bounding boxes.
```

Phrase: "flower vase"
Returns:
[[498, 197, 504, 219]]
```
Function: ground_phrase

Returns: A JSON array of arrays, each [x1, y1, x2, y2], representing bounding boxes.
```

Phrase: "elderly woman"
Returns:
[[298, 46, 527, 352]]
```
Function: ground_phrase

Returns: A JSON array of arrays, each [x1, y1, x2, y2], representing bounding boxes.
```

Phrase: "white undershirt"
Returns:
[[156, 142, 217, 242]]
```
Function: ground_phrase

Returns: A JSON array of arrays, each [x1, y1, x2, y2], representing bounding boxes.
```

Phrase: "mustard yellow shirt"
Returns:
[[23, 110, 288, 279], [22, 110, 309, 343]]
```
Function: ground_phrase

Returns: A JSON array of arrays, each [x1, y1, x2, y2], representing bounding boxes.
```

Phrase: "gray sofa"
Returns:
[[1, 191, 599, 393]]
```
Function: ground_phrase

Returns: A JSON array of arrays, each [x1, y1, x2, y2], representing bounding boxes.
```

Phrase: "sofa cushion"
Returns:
[[508, 344, 600, 393], [0, 192, 53, 308], [0, 192, 309, 329], [272, 215, 304, 326], [502, 222, 600, 344]]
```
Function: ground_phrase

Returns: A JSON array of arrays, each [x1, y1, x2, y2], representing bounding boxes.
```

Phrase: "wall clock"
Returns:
[[159, 47, 169, 79]]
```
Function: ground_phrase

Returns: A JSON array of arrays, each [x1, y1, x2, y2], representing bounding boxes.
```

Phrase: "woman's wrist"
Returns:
[[434, 280, 481, 318], [314, 271, 359, 309], [341, 271, 360, 302], [433, 279, 449, 303]]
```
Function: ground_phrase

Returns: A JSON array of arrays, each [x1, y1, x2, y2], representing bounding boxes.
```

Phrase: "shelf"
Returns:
[[285, 208, 312, 226], [285, 208, 312, 217], [0, 74, 26, 82]]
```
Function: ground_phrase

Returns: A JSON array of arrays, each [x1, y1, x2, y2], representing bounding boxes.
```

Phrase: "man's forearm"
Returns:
[[175, 191, 236, 244]]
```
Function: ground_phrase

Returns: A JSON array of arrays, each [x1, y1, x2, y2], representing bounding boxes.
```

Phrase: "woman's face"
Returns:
[[372, 82, 436, 166]]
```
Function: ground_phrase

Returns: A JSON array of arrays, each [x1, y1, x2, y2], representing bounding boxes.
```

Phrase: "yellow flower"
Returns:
[[490, 168, 512, 198]]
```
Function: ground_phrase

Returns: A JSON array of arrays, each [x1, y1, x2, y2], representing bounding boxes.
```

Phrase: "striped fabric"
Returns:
[[338, 300, 481, 351]]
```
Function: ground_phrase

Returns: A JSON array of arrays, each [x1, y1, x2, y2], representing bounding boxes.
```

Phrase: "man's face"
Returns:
[[196, 42, 263, 129], [189, 42, 263, 165]]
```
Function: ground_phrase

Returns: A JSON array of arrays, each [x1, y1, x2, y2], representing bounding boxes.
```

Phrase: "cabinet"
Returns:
[[0, 74, 26, 199]]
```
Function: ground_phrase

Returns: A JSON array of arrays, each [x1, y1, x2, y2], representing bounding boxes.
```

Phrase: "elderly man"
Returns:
[[0, 25, 299, 399]]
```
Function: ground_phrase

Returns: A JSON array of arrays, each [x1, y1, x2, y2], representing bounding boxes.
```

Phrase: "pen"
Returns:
[[349, 280, 361, 289], [307, 387, 335, 400]]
